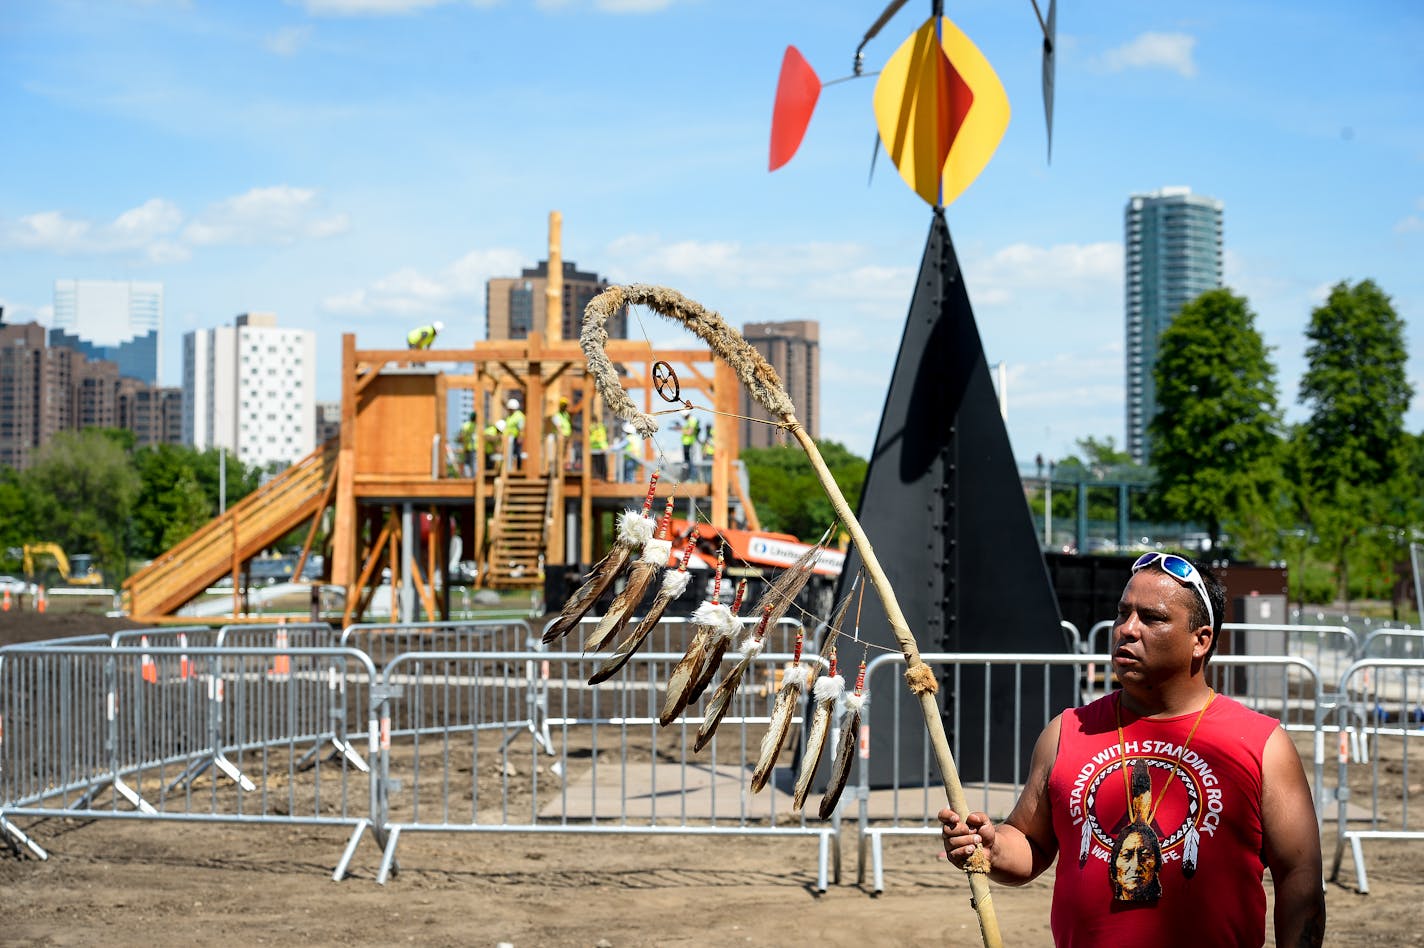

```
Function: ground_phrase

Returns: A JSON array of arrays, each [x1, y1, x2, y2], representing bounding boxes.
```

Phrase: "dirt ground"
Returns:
[[2, 611, 1423, 946]]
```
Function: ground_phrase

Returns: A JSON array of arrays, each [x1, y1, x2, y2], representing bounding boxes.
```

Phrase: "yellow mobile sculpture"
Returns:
[[767, 4, 1058, 946]]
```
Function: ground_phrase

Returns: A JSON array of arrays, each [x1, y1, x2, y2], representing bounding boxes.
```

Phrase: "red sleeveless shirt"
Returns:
[[1047, 692, 1280, 947]]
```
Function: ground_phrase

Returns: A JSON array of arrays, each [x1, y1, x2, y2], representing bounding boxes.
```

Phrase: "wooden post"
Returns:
[[332, 334, 359, 589], [786, 419, 1002, 948]]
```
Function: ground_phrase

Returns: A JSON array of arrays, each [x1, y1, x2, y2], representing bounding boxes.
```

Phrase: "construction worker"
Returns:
[[679, 409, 701, 481], [551, 397, 573, 439], [407, 321, 444, 350], [617, 422, 641, 483], [589, 417, 609, 480], [482, 418, 507, 469], [457, 411, 479, 476], [504, 397, 526, 468]]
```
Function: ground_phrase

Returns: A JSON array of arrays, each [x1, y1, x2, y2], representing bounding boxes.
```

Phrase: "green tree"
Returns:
[[741, 441, 866, 541], [22, 429, 141, 580], [1147, 288, 1285, 552], [0, 468, 35, 572], [132, 445, 215, 558], [1297, 280, 1413, 604]]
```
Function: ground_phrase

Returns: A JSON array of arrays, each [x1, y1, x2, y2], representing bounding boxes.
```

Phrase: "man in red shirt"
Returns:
[[940, 553, 1324, 946]]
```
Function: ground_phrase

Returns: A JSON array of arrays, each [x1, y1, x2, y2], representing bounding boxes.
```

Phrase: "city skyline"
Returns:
[[1, 2, 1419, 463]]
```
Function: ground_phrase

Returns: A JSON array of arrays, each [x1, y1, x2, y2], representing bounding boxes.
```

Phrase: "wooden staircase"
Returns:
[[482, 474, 553, 589], [123, 441, 339, 618]]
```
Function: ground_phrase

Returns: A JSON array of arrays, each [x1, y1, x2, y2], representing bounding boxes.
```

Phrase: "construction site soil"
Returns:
[[2, 610, 1421, 946]]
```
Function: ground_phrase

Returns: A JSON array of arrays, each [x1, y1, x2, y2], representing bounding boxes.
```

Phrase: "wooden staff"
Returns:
[[580, 284, 1002, 948]]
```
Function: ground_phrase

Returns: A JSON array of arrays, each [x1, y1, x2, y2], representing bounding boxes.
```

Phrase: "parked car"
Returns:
[[0, 575, 37, 597]]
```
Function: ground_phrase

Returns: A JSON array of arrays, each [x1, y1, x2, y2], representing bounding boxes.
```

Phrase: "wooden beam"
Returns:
[[292, 464, 339, 584], [333, 335, 359, 589]]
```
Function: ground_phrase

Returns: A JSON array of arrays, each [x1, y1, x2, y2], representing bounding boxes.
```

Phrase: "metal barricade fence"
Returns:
[[1085, 619, 1358, 688], [1361, 629, 1424, 661], [371, 644, 840, 888], [0, 644, 380, 879], [853, 652, 1323, 893], [1329, 658, 1424, 893]]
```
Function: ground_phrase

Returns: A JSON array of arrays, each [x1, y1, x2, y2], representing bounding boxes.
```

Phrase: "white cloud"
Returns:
[[182, 186, 350, 247], [0, 188, 346, 263], [592, 0, 674, 11], [1101, 32, 1198, 79], [264, 26, 313, 56], [0, 199, 186, 262], [322, 246, 526, 319], [1394, 200, 1424, 234]]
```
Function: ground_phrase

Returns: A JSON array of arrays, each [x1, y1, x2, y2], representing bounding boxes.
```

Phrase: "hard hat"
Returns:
[[433, 321, 445, 333], [558, 396, 568, 406], [682, 408, 692, 418], [495, 419, 506, 432], [623, 422, 635, 434], [507, 398, 520, 410]]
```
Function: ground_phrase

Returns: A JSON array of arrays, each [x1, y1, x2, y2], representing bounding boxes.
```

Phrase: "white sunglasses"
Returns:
[[1132, 552, 1215, 632]]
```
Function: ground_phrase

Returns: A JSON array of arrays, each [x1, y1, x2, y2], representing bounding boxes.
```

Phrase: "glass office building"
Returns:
[[1124, 188, 1223, 464]]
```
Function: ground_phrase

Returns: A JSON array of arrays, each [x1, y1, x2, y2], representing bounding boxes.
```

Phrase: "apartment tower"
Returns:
[[1124, 187, 1223, 464]]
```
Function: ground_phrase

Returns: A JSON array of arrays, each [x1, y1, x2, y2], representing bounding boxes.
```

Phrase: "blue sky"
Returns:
[[2, 0, 1420, 463]]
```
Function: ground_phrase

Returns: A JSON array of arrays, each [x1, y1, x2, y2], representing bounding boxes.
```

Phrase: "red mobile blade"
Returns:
[[769, 45, 821, 171]]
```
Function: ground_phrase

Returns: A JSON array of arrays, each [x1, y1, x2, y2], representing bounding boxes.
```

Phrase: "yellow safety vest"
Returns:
[[589, 423, 608, 451], [407, 325, 437, 349], [505, 410, 525, 436], [552, 410, 572, 438]]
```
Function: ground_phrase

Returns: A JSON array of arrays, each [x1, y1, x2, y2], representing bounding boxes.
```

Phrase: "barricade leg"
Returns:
[[871, 829, 885, 894], [376, 825, 402, 885], [0, 814, 48, 860], [333, 819, 371, 882], [1351, 835, 1369, 894]]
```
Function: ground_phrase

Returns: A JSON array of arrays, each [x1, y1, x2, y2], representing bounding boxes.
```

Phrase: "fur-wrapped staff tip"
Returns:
[[818, 660, 867, 820], [584, 498, 674, 654], [543, 475, 661, 645], [660, 575, 743, 727], [749, 627, 815, 793], [588, 521, 693, 685]]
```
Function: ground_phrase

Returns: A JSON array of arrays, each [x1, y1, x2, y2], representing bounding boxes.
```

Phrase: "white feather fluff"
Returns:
[[782, 662, 810, 690], [738, 635, 764, 658], [617, 510, 655, 546], [639, 538, 672, 565], [813, 675, 845, 703], [843, 691, 867, 715], [692, 601, 731, 628], [659, 570, 692, 597]]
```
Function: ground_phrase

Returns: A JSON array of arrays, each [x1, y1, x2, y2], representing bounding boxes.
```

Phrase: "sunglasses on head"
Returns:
[[1131, 552, 1215, 632]]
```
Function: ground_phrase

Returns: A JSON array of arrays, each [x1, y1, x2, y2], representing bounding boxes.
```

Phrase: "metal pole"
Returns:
[[219, 447, 227, 515], [1411, 542, 1424, 627]]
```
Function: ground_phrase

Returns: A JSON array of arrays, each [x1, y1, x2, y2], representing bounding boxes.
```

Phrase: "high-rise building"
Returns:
[[739, 321, 819, 450], [315, 401, 341, 446], [1124, 187, 1224, 464], [51, 279, 164, 384], [183, 313, 316, 468], [485, 260, 627, 341], [0, 318, 181, 468]]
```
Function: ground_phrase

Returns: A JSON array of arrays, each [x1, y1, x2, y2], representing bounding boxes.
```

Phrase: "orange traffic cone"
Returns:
[[269, 628, 291, 678], [178, 632, 192, 680], [35, 585, 46, 614], [140, 634, 159, 684], [2, 588, 10, 612]]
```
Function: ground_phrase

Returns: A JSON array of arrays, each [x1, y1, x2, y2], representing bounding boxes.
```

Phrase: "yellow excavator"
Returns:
[[21, 543, 105, 588]]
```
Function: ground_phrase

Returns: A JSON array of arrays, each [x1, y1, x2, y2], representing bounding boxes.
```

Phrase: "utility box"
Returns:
[[1228, 593, 1289, 701]]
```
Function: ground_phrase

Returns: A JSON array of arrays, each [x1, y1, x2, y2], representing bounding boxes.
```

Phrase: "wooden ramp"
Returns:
[[123, 442, 339, 618], [482, 474, 552, 588]]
